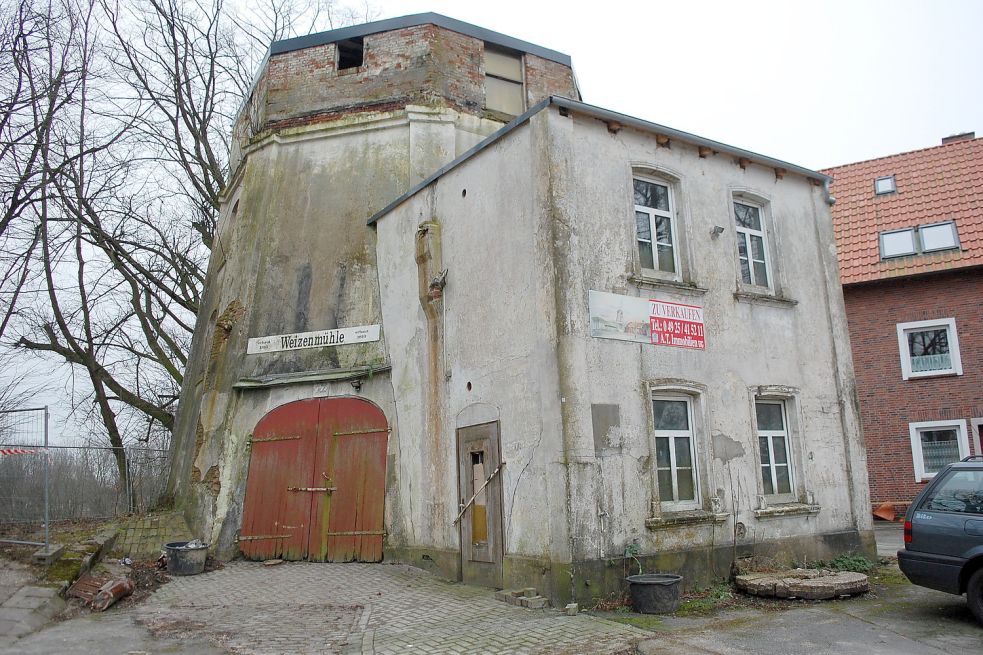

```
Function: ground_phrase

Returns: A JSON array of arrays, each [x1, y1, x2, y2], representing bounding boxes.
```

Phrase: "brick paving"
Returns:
[[132, 561, 647, 655]]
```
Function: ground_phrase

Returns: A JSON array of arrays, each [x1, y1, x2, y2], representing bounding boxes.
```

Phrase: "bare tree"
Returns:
[[2, 0, 374, 501]]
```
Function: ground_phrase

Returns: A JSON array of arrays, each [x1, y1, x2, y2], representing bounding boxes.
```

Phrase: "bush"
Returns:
[[825, 554, 875, 573]]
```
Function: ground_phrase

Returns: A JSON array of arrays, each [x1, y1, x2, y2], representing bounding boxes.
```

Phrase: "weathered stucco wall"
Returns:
[[374, 105, 871, 602], [169, 105, 511, 553], [376, 120, 572, 576], [544, 108, 872, 573]]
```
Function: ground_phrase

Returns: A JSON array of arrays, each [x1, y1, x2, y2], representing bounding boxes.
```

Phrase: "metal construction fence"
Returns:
[[0, 407, 170, 549]]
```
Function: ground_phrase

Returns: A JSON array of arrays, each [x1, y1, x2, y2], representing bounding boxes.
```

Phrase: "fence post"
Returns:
[[43, 405, 49, 552]]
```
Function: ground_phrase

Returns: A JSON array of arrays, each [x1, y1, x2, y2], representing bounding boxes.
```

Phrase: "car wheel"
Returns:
[[969, 568, 983, 626]]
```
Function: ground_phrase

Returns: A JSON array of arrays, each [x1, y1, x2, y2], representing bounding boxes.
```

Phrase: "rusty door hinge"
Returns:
[[324, 530, 387, 537], [333, 427, 390, 436], [249, 435, 302, 444], [288, 486, 337, 493], [237, 534, 291, 542]]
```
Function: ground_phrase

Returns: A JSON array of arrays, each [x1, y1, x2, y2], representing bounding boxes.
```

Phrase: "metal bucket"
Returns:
[[165, 541, 208, 576], [625, 573, 683, 614]]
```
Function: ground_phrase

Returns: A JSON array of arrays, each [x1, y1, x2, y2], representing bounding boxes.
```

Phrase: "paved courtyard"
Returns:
[[113, 561, 646, 654]]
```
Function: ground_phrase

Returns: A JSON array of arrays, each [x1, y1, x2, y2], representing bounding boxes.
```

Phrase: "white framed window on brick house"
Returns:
[[879, 221, 960, 259], [896, 318, 963, 380], [484, 46, 524, 116], [733, 200, 772, 288], [908, 419, 970, 481], [971, 418, 983, 458], [634, 176, 679, 275], [652, 395, 700, 510], [756, 400, 794, 497]]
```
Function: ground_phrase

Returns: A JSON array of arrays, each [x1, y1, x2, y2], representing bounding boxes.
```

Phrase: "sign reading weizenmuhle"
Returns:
[[247, 325, 381, 355]]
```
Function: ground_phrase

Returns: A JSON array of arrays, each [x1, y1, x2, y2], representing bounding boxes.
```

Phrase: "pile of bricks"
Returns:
[[494, 587, 548, 609]]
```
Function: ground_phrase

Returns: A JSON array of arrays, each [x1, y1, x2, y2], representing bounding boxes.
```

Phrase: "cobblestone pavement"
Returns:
[[131, 561, 647, 655]]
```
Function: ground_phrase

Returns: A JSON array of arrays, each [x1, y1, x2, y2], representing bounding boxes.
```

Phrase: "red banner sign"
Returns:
[[648, 300, 706, 350]]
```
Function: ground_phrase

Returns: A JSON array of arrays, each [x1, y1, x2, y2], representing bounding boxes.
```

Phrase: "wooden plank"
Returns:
[[240, 398, 319, 561]]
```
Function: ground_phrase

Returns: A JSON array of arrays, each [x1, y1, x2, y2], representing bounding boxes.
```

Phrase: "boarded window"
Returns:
[[485, 47, 523, 116]]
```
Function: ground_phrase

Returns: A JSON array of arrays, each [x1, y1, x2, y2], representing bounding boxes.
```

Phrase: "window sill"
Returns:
[[904, 371, 960, 381], [753, 503, 820, 520], [645, 510, 729, 530], [733, 290, 797, 308], [629, 274, 708, 297]]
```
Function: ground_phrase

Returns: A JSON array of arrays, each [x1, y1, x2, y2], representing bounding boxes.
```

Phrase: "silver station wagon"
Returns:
[[898, 456, 983, 625]]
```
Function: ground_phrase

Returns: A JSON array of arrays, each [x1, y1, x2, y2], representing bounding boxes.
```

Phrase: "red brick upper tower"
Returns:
[[232, 13, 580, 169]]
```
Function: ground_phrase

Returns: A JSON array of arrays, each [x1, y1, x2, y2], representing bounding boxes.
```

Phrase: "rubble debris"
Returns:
[[91, 577, 136, 611]]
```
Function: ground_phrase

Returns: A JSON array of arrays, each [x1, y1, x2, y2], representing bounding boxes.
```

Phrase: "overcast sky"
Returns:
[[373, 0, 982, 170]]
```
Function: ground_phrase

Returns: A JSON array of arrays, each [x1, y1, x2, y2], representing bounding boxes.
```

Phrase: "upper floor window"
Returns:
[[733, 201, 770, 287], [879, 221, 959, 259], [874, 175, 897, 195], [634, 177, 677, 274], [896, 318, 963, 380], [485, 47, 524, 116]]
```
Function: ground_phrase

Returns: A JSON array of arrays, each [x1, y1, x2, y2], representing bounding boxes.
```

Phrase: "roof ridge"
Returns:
[[821, 136, 981, 173]]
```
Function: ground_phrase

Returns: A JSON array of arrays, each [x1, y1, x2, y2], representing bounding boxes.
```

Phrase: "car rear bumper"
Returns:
[[897, 549, 963, 595]]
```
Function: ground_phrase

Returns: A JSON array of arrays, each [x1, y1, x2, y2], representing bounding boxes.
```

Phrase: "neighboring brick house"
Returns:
[[824, 134, 983, 512]]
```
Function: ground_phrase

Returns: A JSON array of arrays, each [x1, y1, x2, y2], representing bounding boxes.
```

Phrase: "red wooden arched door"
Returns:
[[239, 397, 388, 562]]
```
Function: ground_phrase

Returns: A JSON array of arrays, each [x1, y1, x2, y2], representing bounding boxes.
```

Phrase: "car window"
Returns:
[[920, 469, 983, 515]]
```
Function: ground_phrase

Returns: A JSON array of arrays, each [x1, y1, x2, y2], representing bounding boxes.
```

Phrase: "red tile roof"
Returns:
[[822, 136, 983, 285]]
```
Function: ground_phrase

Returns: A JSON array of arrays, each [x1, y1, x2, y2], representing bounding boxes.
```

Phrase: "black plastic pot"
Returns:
[[625, 573, 683, 614], [165, 541, 208, 576]]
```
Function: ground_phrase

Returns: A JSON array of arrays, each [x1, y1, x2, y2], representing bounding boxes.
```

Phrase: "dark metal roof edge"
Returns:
[[551, 97, 831, 183], [366, 99, 552, 226], [271, 12, 571, 66], [369, 95, 829, 227]]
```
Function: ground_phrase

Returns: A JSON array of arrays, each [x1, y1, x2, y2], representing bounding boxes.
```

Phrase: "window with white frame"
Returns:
[[652, 396, 699, 508], [756, 400, 793, 496], [733, 201, 770, 287], [874, 175, 897, 195], [908, 419, 970, 481], [896, 318, 963, 380], [634, 177, 677, 274], [879, 221, 959, 259]]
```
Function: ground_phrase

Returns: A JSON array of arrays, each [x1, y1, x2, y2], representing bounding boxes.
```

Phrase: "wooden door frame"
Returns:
[[456, 420, 505, 588]]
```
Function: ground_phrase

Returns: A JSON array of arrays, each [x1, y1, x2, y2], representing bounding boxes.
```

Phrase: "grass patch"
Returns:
[[608, 614, 669, 631], [676, 581, 737, 616], [869, 562, 909, 586], [799, 554, 876, 574]]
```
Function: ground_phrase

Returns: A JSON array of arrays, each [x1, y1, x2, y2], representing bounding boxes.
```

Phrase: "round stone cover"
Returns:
[[735, 569, 869, 599]]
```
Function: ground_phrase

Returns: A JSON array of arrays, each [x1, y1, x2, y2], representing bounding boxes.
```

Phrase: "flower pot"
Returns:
[[625, 573, 683, 614]]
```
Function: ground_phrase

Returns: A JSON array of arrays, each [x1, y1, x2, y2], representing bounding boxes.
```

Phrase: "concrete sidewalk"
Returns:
[[633, 579, 983, 655]]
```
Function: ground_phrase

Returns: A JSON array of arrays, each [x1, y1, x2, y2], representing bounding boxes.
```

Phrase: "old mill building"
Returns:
[[167, 13, 874, 604]]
